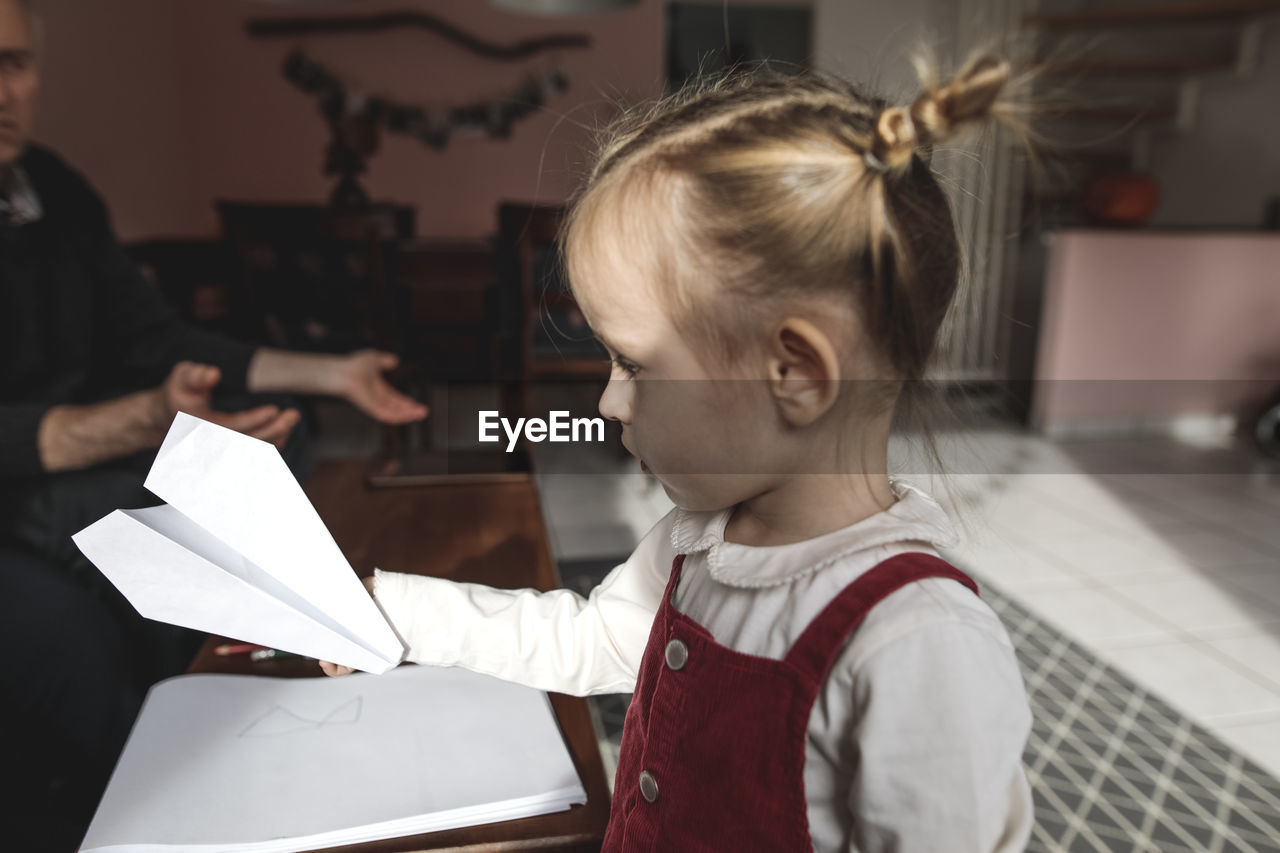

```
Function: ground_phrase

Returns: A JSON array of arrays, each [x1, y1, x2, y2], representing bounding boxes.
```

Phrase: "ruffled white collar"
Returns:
[[669, 481, 958, 589]]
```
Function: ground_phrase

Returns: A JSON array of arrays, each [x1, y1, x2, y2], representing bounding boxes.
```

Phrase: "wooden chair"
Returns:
[[368, 204, 610, 485], [216, 202, 417, 462], [396, 241, 504, 384], [216, 202, 415, 355], [366, 240, 536, 486], [494, 203, 608, 420]]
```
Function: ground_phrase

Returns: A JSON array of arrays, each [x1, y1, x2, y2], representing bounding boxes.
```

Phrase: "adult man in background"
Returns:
[[0, 0, 427, 846]]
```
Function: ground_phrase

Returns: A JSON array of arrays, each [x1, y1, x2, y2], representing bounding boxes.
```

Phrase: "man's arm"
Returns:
[[247, 349, 427, 425], [88, 221, 424, 424], [36, 390, 166, 474], [36, 363, 298, 474], [7, 150, 423, 477], [95, 235, 425, 425]]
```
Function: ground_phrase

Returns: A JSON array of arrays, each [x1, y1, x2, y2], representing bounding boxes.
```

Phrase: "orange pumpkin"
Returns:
[[1080, 171, 1161, 226]]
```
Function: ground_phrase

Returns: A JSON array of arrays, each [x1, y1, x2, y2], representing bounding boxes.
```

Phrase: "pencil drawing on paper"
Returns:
[[238, 696, 364, 737]]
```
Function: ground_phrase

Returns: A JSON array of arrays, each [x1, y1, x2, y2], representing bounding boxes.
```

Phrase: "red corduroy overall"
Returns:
[[602, 551, 979, 852]]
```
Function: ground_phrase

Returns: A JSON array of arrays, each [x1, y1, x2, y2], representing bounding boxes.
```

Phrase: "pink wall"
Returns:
[[35, 0, 195, 238], [33, 0, 664, 241], [1033, 230, 1280, 428]]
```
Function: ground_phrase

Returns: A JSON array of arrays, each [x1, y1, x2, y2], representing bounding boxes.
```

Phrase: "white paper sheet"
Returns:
[[72, 413, 405, 673], [80, 665, 587, 852]]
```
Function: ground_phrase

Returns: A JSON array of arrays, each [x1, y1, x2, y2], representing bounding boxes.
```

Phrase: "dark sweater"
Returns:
[[0, 145, 257, 479]]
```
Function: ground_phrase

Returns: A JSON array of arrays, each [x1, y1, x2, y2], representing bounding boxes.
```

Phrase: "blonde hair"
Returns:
[[564, 54, 1014, 384]]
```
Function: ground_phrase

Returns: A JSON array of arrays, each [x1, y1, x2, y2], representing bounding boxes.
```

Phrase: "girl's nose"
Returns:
[[597, 373, 633, 424]]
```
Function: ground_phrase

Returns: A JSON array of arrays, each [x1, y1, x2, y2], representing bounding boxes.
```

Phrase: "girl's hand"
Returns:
[[319, 660, 354, 677], [318, 575, 378, 677]]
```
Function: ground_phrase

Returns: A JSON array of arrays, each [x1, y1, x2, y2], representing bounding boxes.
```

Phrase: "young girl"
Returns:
[[324, 55, 1033, 851]]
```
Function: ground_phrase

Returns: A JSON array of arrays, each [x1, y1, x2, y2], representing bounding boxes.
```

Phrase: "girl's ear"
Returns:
[[767, 318, 841, 427]]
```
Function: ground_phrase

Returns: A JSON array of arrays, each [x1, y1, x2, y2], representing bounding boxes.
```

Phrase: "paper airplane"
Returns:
[[72, 413, 405, 674]]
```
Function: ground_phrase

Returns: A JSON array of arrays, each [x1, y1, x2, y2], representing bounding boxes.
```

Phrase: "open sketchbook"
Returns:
[[80, 665, 587, 852], [72, 412, 405, 674]]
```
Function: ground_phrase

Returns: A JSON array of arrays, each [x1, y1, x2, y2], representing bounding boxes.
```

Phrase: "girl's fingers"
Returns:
[[319, 660, 354, 677]]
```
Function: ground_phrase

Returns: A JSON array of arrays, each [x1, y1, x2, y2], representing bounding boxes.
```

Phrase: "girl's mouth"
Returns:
[[640, 460, 650, 474]]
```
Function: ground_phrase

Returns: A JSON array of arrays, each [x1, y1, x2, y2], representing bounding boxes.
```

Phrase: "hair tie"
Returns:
[[863, 150, 888, 174]]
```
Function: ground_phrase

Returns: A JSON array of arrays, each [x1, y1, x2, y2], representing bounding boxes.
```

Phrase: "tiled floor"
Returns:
[[929, 435, 1280, 782], [533, 428, 1280, 784], [989, 578, 1280, 852]]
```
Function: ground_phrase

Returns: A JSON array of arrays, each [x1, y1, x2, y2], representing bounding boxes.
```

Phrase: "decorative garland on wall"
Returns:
[[254, 9, 589, 206], [248, 11, 591, 60], [283, 50, 570, 149]]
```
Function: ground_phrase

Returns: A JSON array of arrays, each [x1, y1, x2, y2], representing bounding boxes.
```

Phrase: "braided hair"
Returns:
[[564, 54, 1013, 384]]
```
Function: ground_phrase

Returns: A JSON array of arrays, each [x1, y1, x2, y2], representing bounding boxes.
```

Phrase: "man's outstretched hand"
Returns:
[[245, 348, 427, 426], [331, 350, 428, 425], [158, 361, 300, 449]]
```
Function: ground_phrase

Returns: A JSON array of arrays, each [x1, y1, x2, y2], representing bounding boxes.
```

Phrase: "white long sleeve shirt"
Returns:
[[372, 482, 1034, 851]]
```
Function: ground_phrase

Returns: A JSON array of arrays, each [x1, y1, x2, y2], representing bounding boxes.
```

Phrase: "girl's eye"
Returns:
[[611, 357, 640, 378]]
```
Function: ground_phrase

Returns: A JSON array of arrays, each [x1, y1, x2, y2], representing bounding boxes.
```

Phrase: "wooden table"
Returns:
[[189, 460, 610, 852]]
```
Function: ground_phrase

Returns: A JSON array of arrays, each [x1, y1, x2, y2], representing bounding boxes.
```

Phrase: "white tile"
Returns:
[[1014, 529, 1201, 586], [1103, 641, 1280, 724], [1218, 565, 1280, 612], [980, 497, 1114, 543], [1152, 473, 1280, 527], [1239, 470, 1280, 503], [537, 462, 674, 563], [1194, 473, 1276, 500], [946, 535, 1083, 595], [1124, 527, 1274, 569], [1012, 474, 1166, 530], [1108, 575, 1280, 636], [1092, 473, 1173, 495], [921, 430, 1070, 479], [1105, 476, 1238, 514], [1087, 487, 1204, 530], [1161, 489, 1280, 540], [541, 467, 657, 505], [1012, 586, 1177, 650], [550, 522, 639, 563], [996, 473, 1099, 502], [1238, 524, 1280, 555], [1201, 627, 1280, 693], [1211, 715, 1280, 781]]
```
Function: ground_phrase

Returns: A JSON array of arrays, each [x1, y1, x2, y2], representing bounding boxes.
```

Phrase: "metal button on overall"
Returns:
[[664, 638, 688, 671], [639, 770, 659, 803]]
